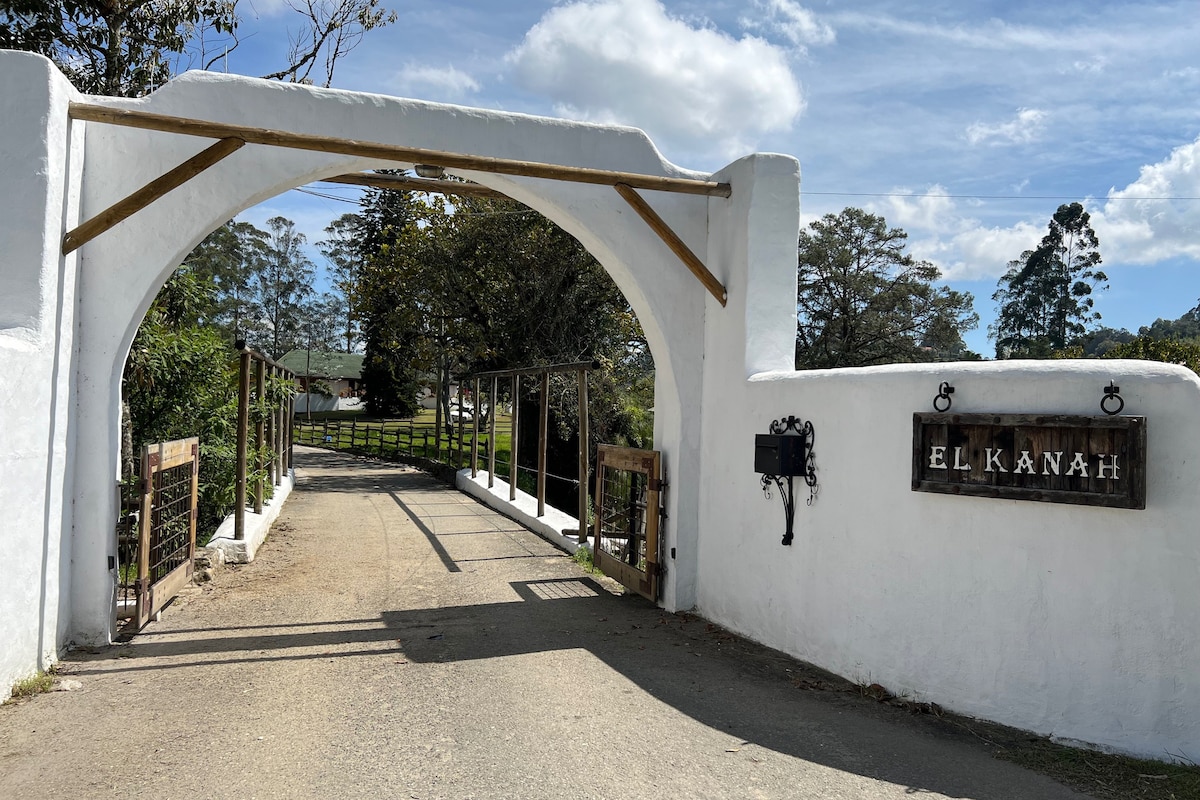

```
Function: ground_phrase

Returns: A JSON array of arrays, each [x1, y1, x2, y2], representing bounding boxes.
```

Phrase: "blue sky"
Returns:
[[220, 0, 1200, 356]]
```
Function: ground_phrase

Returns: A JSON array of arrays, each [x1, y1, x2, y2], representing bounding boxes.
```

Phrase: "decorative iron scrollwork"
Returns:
[[1101, 381, 1124, 416], [932, 381, 955, 412], [755, 416, 818, 546]]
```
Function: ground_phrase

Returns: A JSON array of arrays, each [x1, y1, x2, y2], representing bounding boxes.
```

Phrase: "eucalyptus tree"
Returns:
[[185, 220, 269, 342], [991, 202, 1107, 358], [318, 213, 365, 353], [795, 208, 978, 369], [247, 216, 315, 359]]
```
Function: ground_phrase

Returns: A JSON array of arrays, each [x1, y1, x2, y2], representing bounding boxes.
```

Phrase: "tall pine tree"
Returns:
[[991, 202, 1107, 358]]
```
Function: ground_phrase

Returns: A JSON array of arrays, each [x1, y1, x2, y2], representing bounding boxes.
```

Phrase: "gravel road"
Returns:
[[0, 446, 1090, 799]]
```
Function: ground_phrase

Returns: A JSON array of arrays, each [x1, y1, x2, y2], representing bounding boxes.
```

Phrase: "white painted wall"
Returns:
[[698, 160, 1200, 759], [0, 53, 82, 693], [3, 51, 1197, 762]]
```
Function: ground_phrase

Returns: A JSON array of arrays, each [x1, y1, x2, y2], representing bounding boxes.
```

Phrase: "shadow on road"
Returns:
[[68, 574, 1065, 800]]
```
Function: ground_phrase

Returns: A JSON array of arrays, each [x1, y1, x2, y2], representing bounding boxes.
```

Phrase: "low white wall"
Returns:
[[295, 393, 340, 413], [206, 472, 294, 564], [695, 358, 1200, 761], [457, 470, 585, 555]]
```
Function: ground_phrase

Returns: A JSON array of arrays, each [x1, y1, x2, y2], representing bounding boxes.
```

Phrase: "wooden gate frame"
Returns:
[[593, 444, 662, 601], [134, 437, 199, 630]]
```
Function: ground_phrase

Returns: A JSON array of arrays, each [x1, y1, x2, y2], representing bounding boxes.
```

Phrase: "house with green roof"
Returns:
[[277, 349, 365, 411]]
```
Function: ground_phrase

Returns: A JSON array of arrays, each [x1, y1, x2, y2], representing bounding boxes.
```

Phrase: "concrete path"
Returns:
[[0, 446, 1090, 799]]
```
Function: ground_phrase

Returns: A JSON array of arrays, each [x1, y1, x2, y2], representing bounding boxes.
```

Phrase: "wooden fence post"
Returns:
[[433, 372, 443, 461], [471, 378, 480, 478], [254, 358, 265, 514], [537, 370, 548, 517], [488, 376, 497, 488], [266, 365, 277, 486], [457, 381, 466, 468], [577, 368, 589, 542], [285, 389, 294, 469], [510, 375, 520, 501], [235, 350, 250, 540], [274, 366, 285, 485]]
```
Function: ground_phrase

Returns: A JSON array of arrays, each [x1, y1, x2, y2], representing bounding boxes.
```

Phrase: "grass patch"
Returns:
[[995, 737, 1200, 799], [784, 666, 1200, 800], [7, 670, 56, 702], [572, 546, 604, 576]]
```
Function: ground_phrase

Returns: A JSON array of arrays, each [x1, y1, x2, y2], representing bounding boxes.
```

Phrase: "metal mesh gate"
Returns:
[[131, 437, 200, 631], [593, 445, 662, 601]]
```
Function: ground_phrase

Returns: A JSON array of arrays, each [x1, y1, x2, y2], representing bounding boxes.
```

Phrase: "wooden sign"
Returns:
[[912, 413, 1146, 509]]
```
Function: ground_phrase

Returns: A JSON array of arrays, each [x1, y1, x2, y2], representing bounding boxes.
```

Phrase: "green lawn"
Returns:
[[295, 409, 517, 480]]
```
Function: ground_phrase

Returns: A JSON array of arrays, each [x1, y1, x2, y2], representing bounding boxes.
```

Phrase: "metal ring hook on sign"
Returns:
[[932, 381, 955, 412], [1101, 381, 1124, 416]]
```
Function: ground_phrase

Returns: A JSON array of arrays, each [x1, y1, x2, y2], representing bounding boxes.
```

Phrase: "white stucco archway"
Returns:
[[1, 50, 799, 653], [6, 50, 1200, 761]]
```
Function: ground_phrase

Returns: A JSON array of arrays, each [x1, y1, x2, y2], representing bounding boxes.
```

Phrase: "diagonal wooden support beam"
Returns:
[[62, 137, 245, 254], [614, 182, 728, 307], [69, 103, 733, 199]]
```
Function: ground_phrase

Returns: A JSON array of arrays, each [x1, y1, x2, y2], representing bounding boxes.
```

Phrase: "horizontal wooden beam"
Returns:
[[62, 137, 245, 254], [69, 103, 732, 198], [614, 182, 728, 307], [321, 172, 508, 199]]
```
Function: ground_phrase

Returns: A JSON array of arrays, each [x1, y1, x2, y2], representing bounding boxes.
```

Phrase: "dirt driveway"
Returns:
[[0, 446, 1091, 799]]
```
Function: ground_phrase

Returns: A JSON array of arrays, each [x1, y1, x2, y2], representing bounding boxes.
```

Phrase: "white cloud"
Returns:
[[740, 0, 835, 50], [966, 108, 1048, 146], [393, 64, 481, 99], [870, 188, 1042, 281], [1094, 135, 1200, 264], [850, 135, 1200, 281], [1067, 56, 1108, 75], [829, 12, 1109, 53], [1163, 66, 1200, 81], [506, 0, 803, 160], [245, 0, 292, 19]]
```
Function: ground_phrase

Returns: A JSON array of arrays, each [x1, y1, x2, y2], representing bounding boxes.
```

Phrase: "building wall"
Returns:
[[698, 158, 1200, 758], [0, 54, 82, 693]]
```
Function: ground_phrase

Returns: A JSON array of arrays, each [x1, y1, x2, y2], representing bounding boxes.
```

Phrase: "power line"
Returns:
[[296, 185, 1200, 206], [293, 187, 361, 204], [801, 190, 1200, 201], [290, 186, 536, 216]]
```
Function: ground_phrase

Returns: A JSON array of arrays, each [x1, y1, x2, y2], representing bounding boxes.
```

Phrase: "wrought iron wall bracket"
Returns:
[[755, 415, 818, 546], [1101, 381, 1124, 415], [760, 473, 798, 546]]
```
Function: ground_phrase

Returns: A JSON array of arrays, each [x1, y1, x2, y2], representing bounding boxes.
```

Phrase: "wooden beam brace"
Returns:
[[68, 103, 732, 198], [614, 182, 728, 307], [62, 137, 244, 254], [321, 172, 508, 199]]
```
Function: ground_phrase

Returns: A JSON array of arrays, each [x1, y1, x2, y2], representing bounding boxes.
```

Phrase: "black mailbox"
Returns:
[[755, 433, 807, 476]]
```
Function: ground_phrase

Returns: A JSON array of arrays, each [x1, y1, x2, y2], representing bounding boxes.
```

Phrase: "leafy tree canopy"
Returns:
[[991, 202, 1107, 358], [1138, 298, 1200, 343], [795, 207, 978, 369], [0, 0, 394, 97]]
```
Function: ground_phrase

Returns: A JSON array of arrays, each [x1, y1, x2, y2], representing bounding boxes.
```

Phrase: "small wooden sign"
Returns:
[[912, 413, 1146, 509]]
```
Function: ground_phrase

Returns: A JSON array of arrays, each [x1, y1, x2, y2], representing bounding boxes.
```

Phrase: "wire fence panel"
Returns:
[[131, 437, 199, 631], [593, 444, 662, 601]]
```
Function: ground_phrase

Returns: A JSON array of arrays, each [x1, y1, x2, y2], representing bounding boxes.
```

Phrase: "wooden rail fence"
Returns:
[[234, 342, 295, 540]]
